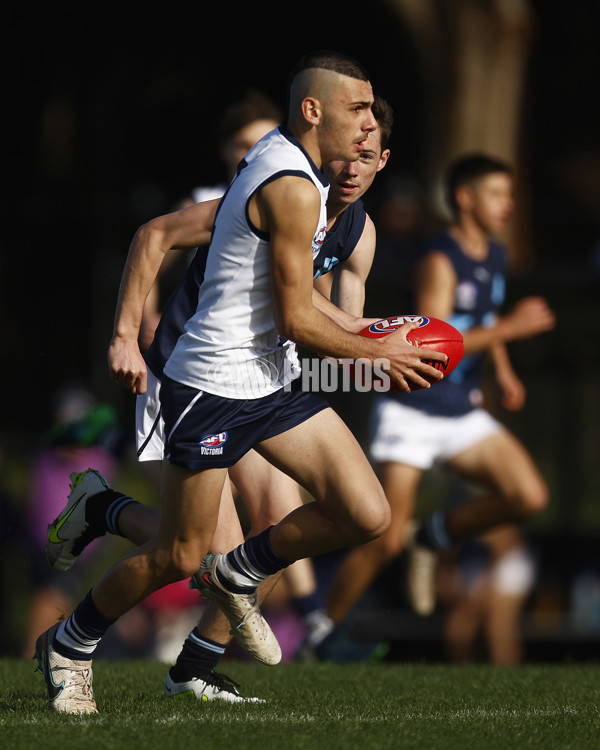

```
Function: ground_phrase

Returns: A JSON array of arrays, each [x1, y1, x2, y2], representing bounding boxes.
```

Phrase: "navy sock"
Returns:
[[170, 631, 226, 681], [86, 489, 139, 537], [290, 591, 326, 620], [53, 589, 117, 660], [218, 526, 291, 593]]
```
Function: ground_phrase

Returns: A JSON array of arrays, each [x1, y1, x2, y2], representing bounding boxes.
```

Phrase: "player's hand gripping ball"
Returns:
[[351, 315, 465, 392]]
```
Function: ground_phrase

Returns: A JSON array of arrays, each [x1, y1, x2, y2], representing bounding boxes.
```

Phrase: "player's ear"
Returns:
[[377, 149, 391, 172], [455, 184, 475, 212], [301, 96, 322, 125]]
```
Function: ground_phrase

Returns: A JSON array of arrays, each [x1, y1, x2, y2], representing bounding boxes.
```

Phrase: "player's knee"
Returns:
[[150, 547, 201, 584], [354, 498, 392, 544]]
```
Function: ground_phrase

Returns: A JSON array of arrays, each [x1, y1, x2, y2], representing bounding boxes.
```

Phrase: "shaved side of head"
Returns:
[[287, 50, 370, 116]]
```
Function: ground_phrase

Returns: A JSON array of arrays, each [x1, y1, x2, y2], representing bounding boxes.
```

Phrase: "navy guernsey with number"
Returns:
[[145, 197, 366, 380], [389, 230, 508, 417]]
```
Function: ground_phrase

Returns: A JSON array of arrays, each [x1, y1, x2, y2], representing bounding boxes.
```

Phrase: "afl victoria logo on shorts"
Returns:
[[199, 432, 229, 455], [368, 315, 430, 335]]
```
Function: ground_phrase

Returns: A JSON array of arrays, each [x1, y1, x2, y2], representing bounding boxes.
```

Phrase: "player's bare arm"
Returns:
[[414, 250, 458, 320], [495, 296, 556, 342], [416, 250, 507, 354], [257, 177, 445, 391], [109, 225, 170, 395], [143, 197, 222, 285], [108, 198, 221, 394], [148, 197, 221, 250], [138, 198, 222, 349], [311, 214, 376, 325], [311, 287, 380, 335], [490, 341, 527, 411], [329, 215, 376, 317], [416, 252, 555, 353]]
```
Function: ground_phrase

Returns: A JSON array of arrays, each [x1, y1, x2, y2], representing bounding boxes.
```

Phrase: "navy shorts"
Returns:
[[160, 375, 329, 469]]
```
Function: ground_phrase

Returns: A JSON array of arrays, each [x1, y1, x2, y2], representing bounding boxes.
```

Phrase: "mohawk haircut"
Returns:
[[288, 50, 370, 84], [285, 50, 371, 119]]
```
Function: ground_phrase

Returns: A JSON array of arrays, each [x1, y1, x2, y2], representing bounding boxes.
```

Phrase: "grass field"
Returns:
[[1, 659, 599, 749]]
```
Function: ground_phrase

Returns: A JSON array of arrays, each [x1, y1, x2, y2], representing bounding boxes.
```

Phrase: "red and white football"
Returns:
[[351, 315, 465, 392]]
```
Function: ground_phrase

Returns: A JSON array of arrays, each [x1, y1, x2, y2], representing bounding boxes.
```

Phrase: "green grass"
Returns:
[[2, 659, 600, 750]]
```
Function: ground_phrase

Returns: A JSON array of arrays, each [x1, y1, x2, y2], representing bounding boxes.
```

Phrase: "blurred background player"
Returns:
[[324, 152, 555, 637], [139, 89, 283, 351], [437, 523, 536, 666]]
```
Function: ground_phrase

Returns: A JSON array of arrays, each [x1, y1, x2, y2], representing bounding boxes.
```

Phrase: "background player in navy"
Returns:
[[324, 152, 555, 629]]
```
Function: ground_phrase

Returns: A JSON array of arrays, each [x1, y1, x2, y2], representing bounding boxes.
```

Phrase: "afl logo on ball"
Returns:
[[368, 315, 430, 334]]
